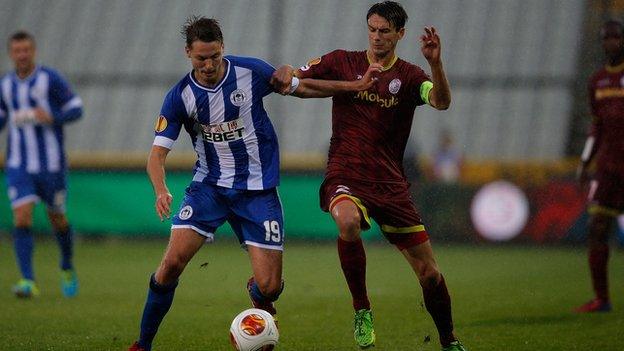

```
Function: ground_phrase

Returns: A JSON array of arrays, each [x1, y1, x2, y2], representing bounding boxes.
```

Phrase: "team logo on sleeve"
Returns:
[[389, 79, 402, 94], [230, 89, 247, 107], [179, 205, 193, 220], [300, 57, 321, 71], [154, 115, 168, 132]]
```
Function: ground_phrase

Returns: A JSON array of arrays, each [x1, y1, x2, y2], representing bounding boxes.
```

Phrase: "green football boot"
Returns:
[[12, 279, 40, 298], [354, 309, 376, 349], [442, 340, 467, 351]]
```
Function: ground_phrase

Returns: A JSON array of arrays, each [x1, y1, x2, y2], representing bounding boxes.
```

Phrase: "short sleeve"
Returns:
[[296, 50, 343, 80], [409, 66, 433, 106], [252, 58, 277, 98], [154, 87, 186, 149], [48, 69, 82, 113]]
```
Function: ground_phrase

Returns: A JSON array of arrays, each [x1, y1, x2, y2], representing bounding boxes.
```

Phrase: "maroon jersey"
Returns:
[[588, 65, 624, 175], [298, 50, 431, 183]]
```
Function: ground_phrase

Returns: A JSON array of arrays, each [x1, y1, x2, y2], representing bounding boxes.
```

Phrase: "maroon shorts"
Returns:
[[588, 171, 624, 216], [320, 176, 429, 249]]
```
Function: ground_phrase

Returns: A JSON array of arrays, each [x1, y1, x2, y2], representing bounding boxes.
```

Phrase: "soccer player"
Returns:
[[128, 16, 379, 351], [0, 31, 82, 298], [575, 20, 624, 313], [284, 2, 466, 350]]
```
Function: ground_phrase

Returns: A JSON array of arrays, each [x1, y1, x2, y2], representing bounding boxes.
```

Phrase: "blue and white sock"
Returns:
[[54, 226, 74, 271], [13, 227, 34, 281], [138, 274, 178, 351]]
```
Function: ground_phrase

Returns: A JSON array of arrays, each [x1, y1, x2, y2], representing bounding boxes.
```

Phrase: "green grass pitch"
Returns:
[[0, 237, 623, 350]]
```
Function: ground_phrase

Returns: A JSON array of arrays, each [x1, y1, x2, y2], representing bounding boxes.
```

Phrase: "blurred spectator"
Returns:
[[432, 129, 462, 183]]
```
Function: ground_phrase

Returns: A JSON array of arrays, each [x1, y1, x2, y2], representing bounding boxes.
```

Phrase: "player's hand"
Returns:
[[420, 26, 441, 64], [33, 108, 54, 124], [271, 65, 296, 95], [13, 109, 37, 126], [354, 63, 382, 91], [155, 192, 173, 221]]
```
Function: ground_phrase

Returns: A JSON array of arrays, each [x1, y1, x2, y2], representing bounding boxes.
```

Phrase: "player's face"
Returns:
[[8, 39, 36, 74], [186, 40, 225, 86], [367, 14, 405, 58], [602, 25, 624, 62]]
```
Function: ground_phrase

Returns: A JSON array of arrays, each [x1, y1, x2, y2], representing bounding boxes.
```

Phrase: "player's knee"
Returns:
[[49, 214, 69, 232], [335, 213, 361, 240], [13, 209, 33, 227]]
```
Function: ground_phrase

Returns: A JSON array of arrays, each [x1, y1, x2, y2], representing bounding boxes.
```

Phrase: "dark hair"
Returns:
[[600, 19, 624, 38], [367, 1, 408, 30], [8, 30, 35, 47], [181, 16, 223, 47]]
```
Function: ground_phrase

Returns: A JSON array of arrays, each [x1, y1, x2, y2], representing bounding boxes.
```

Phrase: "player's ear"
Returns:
[[185, 45, 192, 58], [397, 27, 405, 40]]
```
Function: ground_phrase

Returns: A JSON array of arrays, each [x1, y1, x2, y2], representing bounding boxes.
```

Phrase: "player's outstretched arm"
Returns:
[[147, 145, 173, 221], [271, 64, 382, 98], [421, 26, 451, 110]]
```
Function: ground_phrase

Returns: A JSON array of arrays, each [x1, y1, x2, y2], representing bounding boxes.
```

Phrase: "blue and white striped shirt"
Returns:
[[154, 56, 282, 190], [0, 66, 83, 174]]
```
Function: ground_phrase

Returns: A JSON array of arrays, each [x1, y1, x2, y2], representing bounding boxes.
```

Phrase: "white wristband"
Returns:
[[289, 77, 300, 95]]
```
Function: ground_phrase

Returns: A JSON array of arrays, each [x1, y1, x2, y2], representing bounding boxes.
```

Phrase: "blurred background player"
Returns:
[[294, 2, 466, 350], [0, 31, 82, 298], [128, 16, 378, 351], [431, 129, 462, 183], [575, 19, 624, 313]]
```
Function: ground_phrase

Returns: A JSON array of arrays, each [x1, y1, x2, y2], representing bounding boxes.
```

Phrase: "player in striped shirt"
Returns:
[[0, 31, 83, 298], [128, 16, 379, 351]]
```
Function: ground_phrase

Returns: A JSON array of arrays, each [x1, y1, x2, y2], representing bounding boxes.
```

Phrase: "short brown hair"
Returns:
[[181, 16, 223, 47], [8, 30, 35, 49]]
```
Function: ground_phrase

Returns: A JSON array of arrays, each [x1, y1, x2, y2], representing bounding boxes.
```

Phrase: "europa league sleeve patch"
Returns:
[[300, 57, 322, 71], [155, 115, 168, 132]]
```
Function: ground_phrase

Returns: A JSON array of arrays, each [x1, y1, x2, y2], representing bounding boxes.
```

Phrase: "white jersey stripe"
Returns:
[[33, 72, 61, 172], [209, 89, 235, 188], [44, 127, 61, 172], [18, 82, 40, 173], [234, 66, 263, 190]]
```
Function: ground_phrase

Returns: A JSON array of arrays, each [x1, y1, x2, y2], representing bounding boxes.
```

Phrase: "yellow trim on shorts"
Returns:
[[329, 194, 372, 228], [381, 224, 426, 234], [588, 204, 621, 217]]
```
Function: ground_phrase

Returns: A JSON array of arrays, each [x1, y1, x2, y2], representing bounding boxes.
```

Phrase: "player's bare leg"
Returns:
[[332, 200, 375, 348], [247, 246, 283, 315], [575, 213, 613, 312], [155, 228, 206, 284], [246, 246, 283, 351], [131, 228, 206, 351], [402, 240, 464, 350], [11, 202, 39, 297], [47, 210, 78, 297]]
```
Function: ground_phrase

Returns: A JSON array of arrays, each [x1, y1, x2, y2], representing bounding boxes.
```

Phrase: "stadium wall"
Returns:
[[0, 170, 591, 244]]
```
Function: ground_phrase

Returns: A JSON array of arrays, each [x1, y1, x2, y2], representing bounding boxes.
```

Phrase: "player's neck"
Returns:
[[15, 64, 36, 80], [194, 60, 227, 88], [366, 49, 398, 71]]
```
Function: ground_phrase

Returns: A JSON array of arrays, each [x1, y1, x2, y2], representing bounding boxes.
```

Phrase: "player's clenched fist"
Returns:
[[155, 192, 173, 221]]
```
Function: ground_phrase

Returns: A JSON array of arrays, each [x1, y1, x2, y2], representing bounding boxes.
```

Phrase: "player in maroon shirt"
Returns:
[[575, 20, 624, 313], [278, 2, 465, 350]]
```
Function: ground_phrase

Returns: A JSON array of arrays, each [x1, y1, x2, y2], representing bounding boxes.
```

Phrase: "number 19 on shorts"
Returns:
[[263, 220, 281, 243]]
